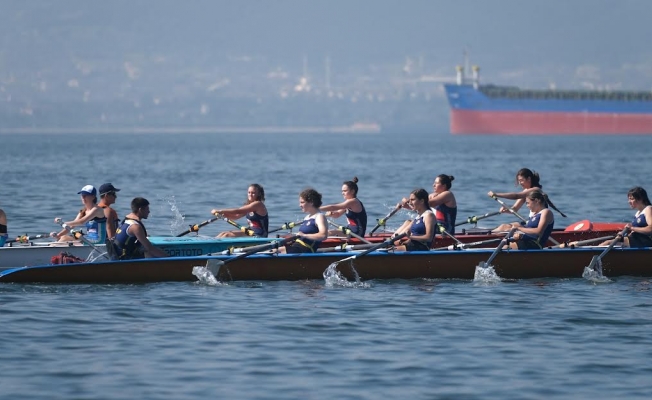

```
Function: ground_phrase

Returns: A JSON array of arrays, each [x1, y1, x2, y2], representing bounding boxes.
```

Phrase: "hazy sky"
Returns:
[[2, 0, 651, 82]]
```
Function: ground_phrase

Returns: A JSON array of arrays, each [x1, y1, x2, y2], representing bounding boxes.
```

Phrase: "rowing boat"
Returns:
[[1, 245, 649, 283], [0, 220, 626, 270]]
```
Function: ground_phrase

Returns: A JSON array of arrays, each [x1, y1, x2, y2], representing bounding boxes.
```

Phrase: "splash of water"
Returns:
[[473, 264, 502, 284], [192, 266, 224, 286], [582, 265, 612, 283], [323, 261, 371, 288], [161, 195, 186, 235]]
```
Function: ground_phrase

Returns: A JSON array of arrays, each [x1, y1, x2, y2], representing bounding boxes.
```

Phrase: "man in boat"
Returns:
[[110, 197, 167, 260], [0, 206, 7, 247], [98, 183, 121, 240]]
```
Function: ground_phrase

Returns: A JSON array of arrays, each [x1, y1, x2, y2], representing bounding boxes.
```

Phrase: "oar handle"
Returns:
[[369, 205, 402, 236], [214, 213, 255, 236], [176, 216, 219, 237], [456, 211, 502, 226], [489, 195, 527, 223], [268, 221, 302, 234]]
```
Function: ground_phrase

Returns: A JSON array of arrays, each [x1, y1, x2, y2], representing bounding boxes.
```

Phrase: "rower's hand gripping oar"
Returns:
[[489, 194, 560, 246], [176, 216, 220, 237], [586, 226, 629, 276], [327, 221, 372, 244], [455, 211, 501, 227], [268, 221, 302, 234], [369, 204, 402, 236], [329, 232, 408, 268], [203, 234, 299, 278], [54, 218, 109, 260], [213, 212, 255, 236], [478, 227, 517, 269], [6, 233, 51, 244]]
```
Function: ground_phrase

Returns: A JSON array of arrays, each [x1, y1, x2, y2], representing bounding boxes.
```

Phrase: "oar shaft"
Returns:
[[328, 221, 372, 244], [597, 227, 629, 259], [176, 217, 219, 237], [369, 205, 402, 236], [456, 211, 501, 226], [490, 195, 527, 222], [268, 221, 302, 234], [7, 233, 51, 244], [214, 213, 254, 236], [484, 227, 517, 267], [54, 219, 108, 260]]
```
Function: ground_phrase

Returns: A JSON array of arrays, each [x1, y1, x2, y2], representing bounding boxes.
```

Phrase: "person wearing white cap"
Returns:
[[51, 184, 109, 244]]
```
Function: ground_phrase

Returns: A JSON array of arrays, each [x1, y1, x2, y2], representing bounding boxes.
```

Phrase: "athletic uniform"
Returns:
[[112, 218, 147, 260], [405, 210, 435, 251], [286, 214, 324, 254], [0, 223, 7, 247], [628, 206, 652, 248], [84, 216, 107, 244], [247, 211, 269, 238], [433, 203, 457, 235], [345, 200, 367, 236], [517, 211, 554, 250]]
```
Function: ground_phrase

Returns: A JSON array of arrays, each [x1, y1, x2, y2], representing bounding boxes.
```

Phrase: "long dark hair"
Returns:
[[246, 183, 265, 204], [516, 168, 541, 189], [628, 186, 651, 206]]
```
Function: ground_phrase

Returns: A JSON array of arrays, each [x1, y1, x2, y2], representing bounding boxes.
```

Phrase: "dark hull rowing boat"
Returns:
[[0, 246, 649, 284]]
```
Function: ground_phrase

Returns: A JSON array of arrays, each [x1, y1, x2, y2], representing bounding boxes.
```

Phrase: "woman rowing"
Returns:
[[399, 174, 457, 235], [211, 183, 269, 238], [506, 189, 554, 250], [392, 188, 437, 251], [488, 168, 565, 232], [51, 185, 108, 244], [594, 187, 652, 248], [0, 203, 7, 247], [278, 188, 328, 254], [320, 177, 368, 237]]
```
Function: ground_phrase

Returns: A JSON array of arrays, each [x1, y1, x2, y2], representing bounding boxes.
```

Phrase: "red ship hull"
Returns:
[[450, 109, 652, 135]]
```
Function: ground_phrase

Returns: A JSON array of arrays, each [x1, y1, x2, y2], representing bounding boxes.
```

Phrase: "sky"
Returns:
[[1, 0, 652, 86]]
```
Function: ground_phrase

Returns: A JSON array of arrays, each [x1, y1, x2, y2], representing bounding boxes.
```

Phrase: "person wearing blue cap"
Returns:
[[51, 184, 109, 244]]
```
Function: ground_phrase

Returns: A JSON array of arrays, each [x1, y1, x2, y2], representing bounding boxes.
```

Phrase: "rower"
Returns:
[[320, 177, 368, 237]]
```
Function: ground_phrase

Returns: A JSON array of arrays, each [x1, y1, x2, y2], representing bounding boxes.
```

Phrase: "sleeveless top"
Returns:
[[0, 224, 6, 247], [629, 206, 652, 248], [99, 204, 120, 235], [295, 214, 324, 252], [85, 216, 107, 244], [113, 218, 148, 260], [410, 210, 435, 248], [433, 203, 457, 235], [345, 200, 367, 236], [246, 211, 269, 238], [521, 211, 554, 248]]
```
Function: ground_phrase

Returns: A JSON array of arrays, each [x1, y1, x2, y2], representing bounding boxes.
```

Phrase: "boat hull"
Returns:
[[450, 109, 652, 135], [1, 247, 650, 283]]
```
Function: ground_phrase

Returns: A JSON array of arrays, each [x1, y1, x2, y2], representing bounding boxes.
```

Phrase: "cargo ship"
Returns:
[[444, 66, 652, 134]]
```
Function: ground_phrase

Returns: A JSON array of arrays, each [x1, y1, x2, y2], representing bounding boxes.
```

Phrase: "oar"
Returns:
[[6, 233, 51, 244], [204, 235, 299, 278], [54, 218, 109, 260], [586, 227, 629, 275], [176, 216, 219, 237], [477, 227, 517, 269], [268, 221, 303, 234], [489, 194, 560, 246], [369, 204, 402, 236], [455, 211, 501, 227], [489, 195, 527, 223], [328, 232, 408, 267], [316, 243, 377, 253], [433, 237, 503, 251], [551, 235, 615, 249], [436, 223, 465, 248], [214, 213, 255, 236], [327, 221, 372, 244]]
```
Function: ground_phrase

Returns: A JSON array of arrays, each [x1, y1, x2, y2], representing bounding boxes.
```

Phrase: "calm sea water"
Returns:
[[1, 131, 652, 399]]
